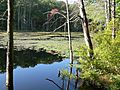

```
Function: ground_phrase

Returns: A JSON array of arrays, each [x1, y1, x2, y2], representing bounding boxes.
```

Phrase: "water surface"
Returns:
[[0, 48, 78, 90], [0, 59, 78, 90]]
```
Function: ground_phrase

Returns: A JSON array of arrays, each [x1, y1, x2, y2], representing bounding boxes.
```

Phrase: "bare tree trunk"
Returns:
[[78, 0, 93, 58], [6, 0, 14, 89], [108, 0, 111, 21], [105, 0, 109, 24], [105, 0, 111, 25], [111, 0, 116, 39], [65, 0, 73, 90], [66, 0, 73, 68]]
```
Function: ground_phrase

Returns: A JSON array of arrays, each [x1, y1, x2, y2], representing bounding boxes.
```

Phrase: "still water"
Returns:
[[0, 49, 78, 90], [0, 59, 78, 90]]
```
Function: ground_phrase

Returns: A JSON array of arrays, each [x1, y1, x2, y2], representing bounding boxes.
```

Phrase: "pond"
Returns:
[[0, 48, 79, 90]]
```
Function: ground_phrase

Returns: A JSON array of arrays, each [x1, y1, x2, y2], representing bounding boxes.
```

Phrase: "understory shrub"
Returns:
[[77, 30, 120, 89]]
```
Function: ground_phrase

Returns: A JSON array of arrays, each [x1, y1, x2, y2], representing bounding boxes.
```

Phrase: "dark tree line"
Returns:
[[0, 0, 82, 32]]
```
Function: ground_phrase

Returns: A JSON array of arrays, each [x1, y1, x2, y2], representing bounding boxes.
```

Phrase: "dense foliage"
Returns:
[[77, 26, 120, 89]]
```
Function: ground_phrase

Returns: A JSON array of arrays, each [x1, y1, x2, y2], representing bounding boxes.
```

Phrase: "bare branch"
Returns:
[[69, 14, 77, 20], [78, 15, 83, 20], [0, 18, 6, 20], [43, 14, 55, 26], [50, 17, 64, 27], [53, 22, 66, 32], [60, 10, 66, 14], [2, 9, 8, 17], [70, 17, 79, 23], [56, 12, 66, 19], [70, 10, 79, 16]]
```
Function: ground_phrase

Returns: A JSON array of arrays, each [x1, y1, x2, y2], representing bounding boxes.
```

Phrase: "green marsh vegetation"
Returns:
[[0, 32, 84, 57]]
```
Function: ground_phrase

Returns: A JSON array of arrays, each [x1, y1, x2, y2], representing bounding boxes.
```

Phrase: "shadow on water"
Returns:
[[0, 48, 62, 73]]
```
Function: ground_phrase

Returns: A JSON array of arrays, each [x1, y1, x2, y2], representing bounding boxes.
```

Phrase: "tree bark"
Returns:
[[108, 0, 111, 21], [78, 0, 93, 58], [6, 0, 14, 89], [111, 0, 116, 39], [66, 0, 73, 67], [105, 0, 108, 24], [65, 0, 73, 90], [105, 0, 111, 25]]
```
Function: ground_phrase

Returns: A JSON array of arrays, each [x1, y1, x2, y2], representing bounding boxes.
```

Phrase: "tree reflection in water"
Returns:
[[0, 48, 81, 90], [0, 48, 62, 73]]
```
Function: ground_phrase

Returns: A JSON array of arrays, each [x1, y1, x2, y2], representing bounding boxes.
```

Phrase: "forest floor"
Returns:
[[0, 32, 84, 57]]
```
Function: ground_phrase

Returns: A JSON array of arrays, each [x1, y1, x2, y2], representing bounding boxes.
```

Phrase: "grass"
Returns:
[[0, 32, 84, 57]]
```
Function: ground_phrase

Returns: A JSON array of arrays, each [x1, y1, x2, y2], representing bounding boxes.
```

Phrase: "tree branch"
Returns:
[[53, 22, 66, 32], [56, 12, 66, 19], [2, 9, 8, 17], [50, 17, 64, 27], [70, 17, 79, 23], [69, 14, 77, 21]]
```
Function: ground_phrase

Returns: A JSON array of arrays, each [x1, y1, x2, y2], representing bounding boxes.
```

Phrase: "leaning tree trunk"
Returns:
[[78, 0, 93, 58], [6, 0, 14, 89], [111, 0, 116, 39]]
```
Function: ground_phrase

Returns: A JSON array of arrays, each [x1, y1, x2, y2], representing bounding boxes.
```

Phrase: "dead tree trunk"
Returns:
[[111, 0, 116, 39], [6, 0, 14, 89], [108, 0, 111, 21], [78, 0, 93, 58], [65, 0, 73, 90], [105, 0, 109, 24], [66, 0, 73, 67], [105, 0, 111, 25]]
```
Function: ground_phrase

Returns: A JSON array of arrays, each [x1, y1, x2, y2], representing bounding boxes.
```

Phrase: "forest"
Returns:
[[0, 0, 120, 90]]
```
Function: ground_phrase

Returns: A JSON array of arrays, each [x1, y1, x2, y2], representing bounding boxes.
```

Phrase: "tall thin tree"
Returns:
[[105, 0, 108, 24], [78, 0, 93, 58], [6, 0, 14, 89], [65, 0, 73, 90], [105, 0, 112, 25], [111, 0, 116, 39], [66, 0, 73, 68], [108, 0, 112, 22]]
